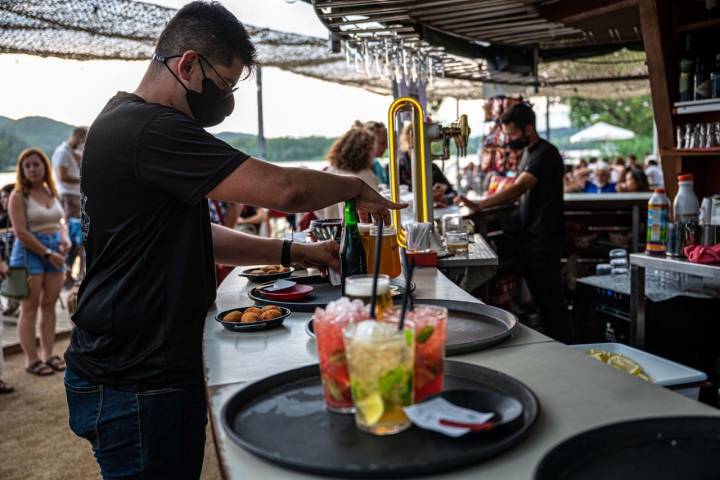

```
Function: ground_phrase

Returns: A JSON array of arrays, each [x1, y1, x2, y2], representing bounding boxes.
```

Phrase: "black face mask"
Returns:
[[154, 53, 236, 127], [508, 133, 529, 150]]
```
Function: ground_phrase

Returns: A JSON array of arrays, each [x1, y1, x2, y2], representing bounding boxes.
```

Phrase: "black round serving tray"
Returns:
[[248, 275, 415, 312], [535, 416, 720, 480], [222, 360, 539, 478], [305, 299, 517, 356]]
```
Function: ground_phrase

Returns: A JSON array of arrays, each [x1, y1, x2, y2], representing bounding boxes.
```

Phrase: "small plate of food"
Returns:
[[215, 305, 291, 332], [239, 265, 294, 283]]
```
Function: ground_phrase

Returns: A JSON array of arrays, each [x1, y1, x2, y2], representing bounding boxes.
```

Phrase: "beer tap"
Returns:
[[387, 97, 471, 257]]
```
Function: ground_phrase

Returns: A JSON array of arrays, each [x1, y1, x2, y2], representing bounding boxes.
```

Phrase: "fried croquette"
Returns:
[[223, 311, 244, 323], [241, 312, 260, 323]]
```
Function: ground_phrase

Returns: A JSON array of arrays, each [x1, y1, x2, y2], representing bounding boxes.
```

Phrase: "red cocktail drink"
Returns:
[[314, 298, 370, 413], [385, 305, 447, 402]]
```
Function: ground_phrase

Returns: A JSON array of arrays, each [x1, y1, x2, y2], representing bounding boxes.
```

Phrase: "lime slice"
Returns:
[[356, 392, 384, 426]]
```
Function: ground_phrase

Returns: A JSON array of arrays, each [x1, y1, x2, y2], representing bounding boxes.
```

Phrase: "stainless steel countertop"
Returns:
[[203, 267, 718, 479], [630, 253, 720, 280], [438, 234, 499, 269]]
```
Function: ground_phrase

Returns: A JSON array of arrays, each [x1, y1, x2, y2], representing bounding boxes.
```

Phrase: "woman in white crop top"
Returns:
[[8, 148, 70, 376]]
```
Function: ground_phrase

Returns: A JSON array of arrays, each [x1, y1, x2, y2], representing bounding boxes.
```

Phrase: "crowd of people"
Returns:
[[563, 154, 663, 194]]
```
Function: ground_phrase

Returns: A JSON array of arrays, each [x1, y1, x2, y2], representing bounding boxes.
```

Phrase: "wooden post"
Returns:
[[545, 96, 551, 141], [637, 0, 680, 198], [256, 65, 267, 160]]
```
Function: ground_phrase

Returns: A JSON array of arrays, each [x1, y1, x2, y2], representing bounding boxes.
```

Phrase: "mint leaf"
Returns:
[[416, 326, 434, 344], [378, 367, 404, 398], [404, 329, 414, 347]]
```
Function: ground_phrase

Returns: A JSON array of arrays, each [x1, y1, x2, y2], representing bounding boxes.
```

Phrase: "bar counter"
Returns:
[[203, 267, 718, 479]]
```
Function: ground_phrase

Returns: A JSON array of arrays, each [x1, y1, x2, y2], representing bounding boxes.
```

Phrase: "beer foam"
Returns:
[[345, 276, 390, 297]]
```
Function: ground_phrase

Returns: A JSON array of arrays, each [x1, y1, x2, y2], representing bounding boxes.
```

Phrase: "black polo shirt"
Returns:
[[65, 92, 248, 390]]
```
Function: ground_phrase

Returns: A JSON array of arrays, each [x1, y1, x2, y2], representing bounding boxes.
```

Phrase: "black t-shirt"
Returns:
[[518, 139, 564, 246], [65, 92, 248, 390]]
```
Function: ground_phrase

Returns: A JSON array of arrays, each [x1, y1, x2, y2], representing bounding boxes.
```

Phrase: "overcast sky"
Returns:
[[0, 0, 570, 137]]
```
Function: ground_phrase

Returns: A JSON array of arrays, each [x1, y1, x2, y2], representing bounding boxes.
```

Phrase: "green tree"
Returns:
[[565, 95, 654, 137]]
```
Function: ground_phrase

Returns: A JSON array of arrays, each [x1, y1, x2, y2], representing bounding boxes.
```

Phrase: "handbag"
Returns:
[[1, 194, 30, 299]]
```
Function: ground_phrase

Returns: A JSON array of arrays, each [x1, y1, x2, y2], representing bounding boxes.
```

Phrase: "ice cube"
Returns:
[[352, 320, 395, 340]]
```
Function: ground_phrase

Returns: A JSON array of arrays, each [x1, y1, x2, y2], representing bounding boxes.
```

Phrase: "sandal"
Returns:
[[0, 379, 14, 394], [45, 355, 66, 372], [26, 359, 54, 376]]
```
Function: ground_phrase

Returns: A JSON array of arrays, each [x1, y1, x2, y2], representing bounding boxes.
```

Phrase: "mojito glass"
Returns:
[[314, 298, 370, 413], [385, 305, 447, 402], [343, 320, 415, 435]]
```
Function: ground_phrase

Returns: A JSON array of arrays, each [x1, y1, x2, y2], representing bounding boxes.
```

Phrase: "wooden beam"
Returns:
[[637, 0, 679, 198], [541, 0, 638, 24]]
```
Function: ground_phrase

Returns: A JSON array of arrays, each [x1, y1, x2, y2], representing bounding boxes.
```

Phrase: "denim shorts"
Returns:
[[10, 231, 65, 275]]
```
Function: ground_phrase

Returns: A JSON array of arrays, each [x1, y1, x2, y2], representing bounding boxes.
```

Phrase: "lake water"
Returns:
[[0, 156, 474, 188]]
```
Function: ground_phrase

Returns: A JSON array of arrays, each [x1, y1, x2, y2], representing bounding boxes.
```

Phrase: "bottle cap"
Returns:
[[678, 173, 694, 182], [653, 188, 665, 193]]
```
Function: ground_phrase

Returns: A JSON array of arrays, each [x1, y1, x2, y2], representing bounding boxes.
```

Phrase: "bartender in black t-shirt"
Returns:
[[62, 3, 405, 479], [456, 103, 569, 342]]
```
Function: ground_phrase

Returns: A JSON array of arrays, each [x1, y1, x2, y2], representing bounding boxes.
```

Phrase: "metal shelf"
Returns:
[[673, 98, 720, 115], [630, 253, 720, 280]]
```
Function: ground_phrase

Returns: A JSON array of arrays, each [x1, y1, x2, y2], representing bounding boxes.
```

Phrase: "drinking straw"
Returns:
[[368, 218, 384, 319], [398, 254, 415, 331]]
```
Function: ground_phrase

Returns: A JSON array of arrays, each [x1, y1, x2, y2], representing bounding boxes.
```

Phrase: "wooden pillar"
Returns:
[[637, 0, 680, 198]]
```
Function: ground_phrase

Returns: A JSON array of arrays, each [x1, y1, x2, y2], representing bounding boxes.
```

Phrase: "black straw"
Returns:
[[398, 253, 415, 331], [368, 218, 384, 319]]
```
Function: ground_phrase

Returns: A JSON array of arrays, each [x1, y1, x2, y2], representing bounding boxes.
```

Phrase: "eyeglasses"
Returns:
[[154, 53, 238, 94]]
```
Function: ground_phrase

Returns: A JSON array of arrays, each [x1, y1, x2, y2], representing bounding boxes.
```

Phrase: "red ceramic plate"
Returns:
[[259, 284, 314, 301]]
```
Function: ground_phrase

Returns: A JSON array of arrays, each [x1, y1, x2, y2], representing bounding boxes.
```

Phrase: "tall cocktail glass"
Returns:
[[314, 298, 370, 413], [343, 320, 415, 435], [384, 305, 447, 402]]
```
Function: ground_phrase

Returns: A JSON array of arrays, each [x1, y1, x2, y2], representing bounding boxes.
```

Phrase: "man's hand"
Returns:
[[355, 181, 407, 225], [454, 195, 482, 210], [0, 260, 8, 280], [68, 284, 80, 315], [292, 240, 340, 272]]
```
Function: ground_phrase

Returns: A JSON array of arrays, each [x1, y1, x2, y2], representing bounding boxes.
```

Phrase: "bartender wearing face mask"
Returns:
[[456, 103, 569, 342], [63, 3, 405, 479]]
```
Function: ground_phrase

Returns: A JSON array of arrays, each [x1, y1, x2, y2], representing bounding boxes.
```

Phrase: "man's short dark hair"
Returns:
[[501, 102, 535, 130], [1, 183, 14, 195], [156, 1, 257, 78], [72, 127, 88, 138]]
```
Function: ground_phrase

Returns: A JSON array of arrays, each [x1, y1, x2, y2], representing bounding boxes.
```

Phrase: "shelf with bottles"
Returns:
[[676, 29, 720, 108]]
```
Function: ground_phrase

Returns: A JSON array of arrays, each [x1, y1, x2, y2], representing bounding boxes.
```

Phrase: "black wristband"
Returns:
[[281, 239, 293, 267]]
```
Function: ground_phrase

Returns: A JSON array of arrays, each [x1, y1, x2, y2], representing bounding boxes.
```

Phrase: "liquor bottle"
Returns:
[[340, 198, 367, 295], [711, 53, 720, 98], [679, 35, 695, 102], [694, 55, 711, 101]]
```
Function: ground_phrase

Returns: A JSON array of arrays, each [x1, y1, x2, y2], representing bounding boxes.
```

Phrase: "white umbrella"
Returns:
[[570, 121, 635, 143]]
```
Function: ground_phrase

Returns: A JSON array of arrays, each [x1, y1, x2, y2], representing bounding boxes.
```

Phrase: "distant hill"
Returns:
[[0, 115, 76, 170], [0, 115, 582, 172]]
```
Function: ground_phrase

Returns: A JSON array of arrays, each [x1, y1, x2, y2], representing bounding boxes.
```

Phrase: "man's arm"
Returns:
[[57, 165, 80, 185], [208, 158, 405, 218], [211, 223, 339, 271], [458, 172, 537, 211]]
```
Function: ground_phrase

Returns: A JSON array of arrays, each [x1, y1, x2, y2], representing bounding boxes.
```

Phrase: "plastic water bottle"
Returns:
[[673, 174, 700, 250], [646, 189, 670, 255]]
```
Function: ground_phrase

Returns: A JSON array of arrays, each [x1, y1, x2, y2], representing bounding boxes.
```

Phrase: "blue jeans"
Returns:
[[64, 367, 207, 479]]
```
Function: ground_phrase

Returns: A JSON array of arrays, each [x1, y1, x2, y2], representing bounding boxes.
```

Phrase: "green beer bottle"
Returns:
[[340, 199, 367, 295]]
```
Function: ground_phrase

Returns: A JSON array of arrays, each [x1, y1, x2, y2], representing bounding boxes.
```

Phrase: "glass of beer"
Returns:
[[345, 274, 393, 319], [365, 226, 402, 279], [358, 223, 373, 252]]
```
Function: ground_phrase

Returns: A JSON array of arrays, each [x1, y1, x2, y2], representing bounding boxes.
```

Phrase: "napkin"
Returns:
[[404, 398, 494, 437]]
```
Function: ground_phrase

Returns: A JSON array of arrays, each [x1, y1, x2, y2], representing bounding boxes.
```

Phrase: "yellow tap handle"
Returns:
[[387, 97, 430, 249]]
